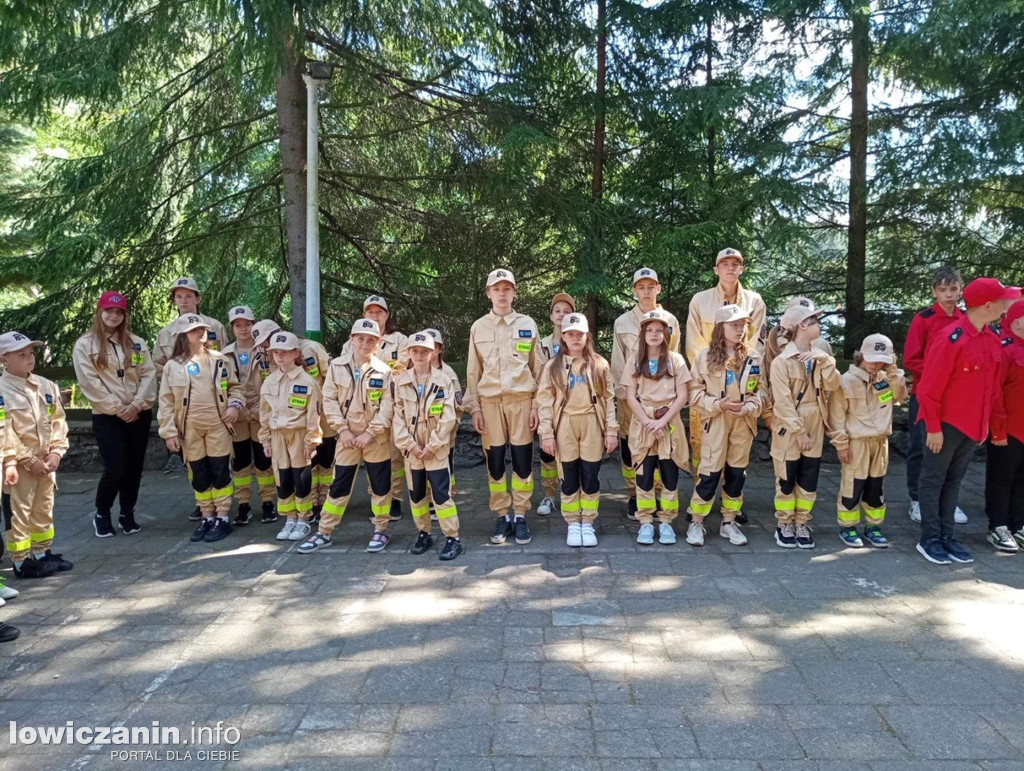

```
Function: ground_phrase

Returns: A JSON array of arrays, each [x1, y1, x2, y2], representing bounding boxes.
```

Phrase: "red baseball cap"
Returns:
[[98, 291, 128, 310], [962, 278, 1021, 308], [1004, 299, 1024, 330]]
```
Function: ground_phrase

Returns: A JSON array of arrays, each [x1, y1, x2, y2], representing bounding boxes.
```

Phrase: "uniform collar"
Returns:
[[848, 364, 872, 384], [487, 310, 520, 325], [716, 281, 746, 303], [931, 301, 961, 318], [281, 366, 305, 382], [0, 371, 37, 389], [632, 303, 662, 321], [780, 341, 805, 360]]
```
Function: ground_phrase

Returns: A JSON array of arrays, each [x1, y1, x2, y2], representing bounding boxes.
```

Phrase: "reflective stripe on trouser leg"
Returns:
[[863, 505, 886, 525], [211, 484, 235, 516], [277, 495, 297, 514], [862, 473, 887, 525], [426, 467, 459, 536], [320, 498, 347, 534], [409, 466, 432, 532], [617, 398, 637, 495], [390, 440, 405, 499], [561, 491, 582, 524], [720, 493, 743, 520], [689, 467, 721, 519], [233, 465, 254, 504], [8, 473, 56, 560], [636, 456, 658, 525], [773, 456, 797, 523], [580, 495, 600, 524], [482, 399, 512, 513], [540, 450, 559, 498], [794, 488, 817, 524]]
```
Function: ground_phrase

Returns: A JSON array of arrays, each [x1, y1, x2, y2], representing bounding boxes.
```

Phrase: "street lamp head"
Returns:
[[306, 60, 335, 81]]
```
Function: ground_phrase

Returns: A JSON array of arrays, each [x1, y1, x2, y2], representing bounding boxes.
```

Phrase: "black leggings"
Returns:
[[93, 410, 153, 515]]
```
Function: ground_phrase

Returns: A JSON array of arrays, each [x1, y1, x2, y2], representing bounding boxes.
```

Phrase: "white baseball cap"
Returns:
[[228, 305, 255, 323], [250, 319, 282, 344], [715, 247, 744, 266], [0, 331, 43, 356], [780, 303, 824, 330], [363, 295, 389, 312], [408, 330, 436, 350], [170, 277, 200, 295], [633, 267, 659, 286], [350, 318, 381, 337], [714, 304, 752, 325], [268, 331, 300, 351], [639, 309, 671, 329], [860, 334, 895, 364], [425, 328, 444, 346], [172, 314, 210, 335], [486, 268, 516, 288], [561, 313, 589, 335]]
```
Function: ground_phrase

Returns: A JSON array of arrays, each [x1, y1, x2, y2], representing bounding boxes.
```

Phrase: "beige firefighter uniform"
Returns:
[[318, 354, 395, 534], [297, 338, 336, 504], [258, 365, 323, 519], [223, 341, 276, 505], [158, 351, 244, 517], [0, 372, 69, 562], [72, 332, 157, 416], [768, 343, 841, 523], [392, 367, 460, 536], [622, 352, 691, 523], [687, 349, 767, 521], [827, 364, 907, 526], [611, 304, 681, 495], [464, 310, 544, 515], [537, 333, 565, 499], [154, 313, 228, 367], [537, 355, 618, 524]]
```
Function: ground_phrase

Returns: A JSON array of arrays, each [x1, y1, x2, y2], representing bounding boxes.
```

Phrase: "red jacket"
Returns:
[[991, 334, 1024, 444], [916, 318, 1006, 443], [903, 303, 965, 393]]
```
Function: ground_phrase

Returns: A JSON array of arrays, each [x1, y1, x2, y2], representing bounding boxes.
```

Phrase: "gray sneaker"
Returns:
[[636, 523, 655, 545]]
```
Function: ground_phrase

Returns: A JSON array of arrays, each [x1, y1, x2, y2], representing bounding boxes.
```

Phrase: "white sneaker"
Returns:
[[909, 501, 921, 523], [954, 506, 968, 524], [289, 520, 311, 541], [566, 522, 583, 547], [659, 521, 677, 545], [581, 523, 598, 547], [537, 496, 555, 517], [720, 521, 748, 546], [685, 521, 705, 546], [637, 523, 656, 545], [0, 596, 4, 607], [0, 580, 18, 600], [276, 519, 297, 541]]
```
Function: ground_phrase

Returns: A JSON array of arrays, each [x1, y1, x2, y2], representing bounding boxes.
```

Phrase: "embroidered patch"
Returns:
[[648, 360, 658, 376], [238, 352, 250, 366], [455, 391, 464, 406], [391, 351, 398, 359], [553, 344, 561, 356], [45, 393, 53, 404], [749, 365, 760, 375], [949, 327, 963, 343], [133, 343, 142, 351], [436, 389, 445, 398], [0, 409, 5, 420], [369, 378, 384, 388], [429, 403, 444, 416], [186, 362, 201, 376], [516, 341, 532, 353], [569, 373, 588, 388], [747, 378, 758, 392], [307, 365, 320, 378], [725, 370, 736, 386], [289, 396, 308, 408], [131, 353, 145, 365], [369, 390, 383, 402], [293, 385, 309, 394], [518, 329, 533, 338], [877, 390, 894, 404], [208, 332, 218, 340], [260, 369, 270, 380]]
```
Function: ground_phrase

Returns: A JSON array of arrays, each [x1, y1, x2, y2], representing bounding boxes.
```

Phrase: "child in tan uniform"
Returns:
[[392, 331, 463, 560], [686, 305, 768, 548], [0, 332, 71, 579], [537, 293, 576, 516], [157, 314, 244, 543], [258, 332, 323, 543], [828, 334, 906, 548], [537, 313, 618, 547], [765, 300, 841, 549], [623, 310, 691, 545], [299, 319, 395, 554]]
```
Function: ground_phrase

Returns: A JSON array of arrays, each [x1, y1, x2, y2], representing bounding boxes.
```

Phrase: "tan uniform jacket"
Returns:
[[299, 339, 331, 383], [157, 351, 244, 441], [257, 367, 323, 448], [73, 332, 157, 415], [222, 342, 259, 416], [341, 331, 409, 372], [689, 349, 768, 427], [611, 305, 682, 401], [685, 283, 766, 367], [464, 311, 543, 414], [537, 355, 618, 441], [154, 313, 228, 368], [391, 368, 458, 457], [322, 354, 394, 437], [827, 365, 908, 450], [768, 343, 841, 437], [621, 352, 692, 407], [539, 333, 564, 362], [0, 373, 69, 466], [439, 362, 465, 421], [0, 396, 14, 470]]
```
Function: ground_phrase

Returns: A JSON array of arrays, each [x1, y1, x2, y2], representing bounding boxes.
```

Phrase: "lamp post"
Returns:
[[302, 59, 335, 342]]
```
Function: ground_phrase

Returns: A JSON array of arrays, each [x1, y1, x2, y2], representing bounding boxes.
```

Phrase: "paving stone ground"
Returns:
[[1, 454, 1023, 770]]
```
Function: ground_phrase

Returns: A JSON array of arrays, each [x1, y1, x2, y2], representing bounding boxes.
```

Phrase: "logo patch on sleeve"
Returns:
[[518, 329, 533, 338], [369, 378, 384, 388], [133, 343, 142, 351], [305, 357, 315, 366], [293, 385, 309, 394]]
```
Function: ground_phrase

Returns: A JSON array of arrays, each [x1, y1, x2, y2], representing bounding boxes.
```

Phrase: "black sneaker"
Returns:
[[626, 497, 638, 521], [775, 523, 797, 549], [735, 512, 750, 526], [795, 523, 815, 549], [390, 500, 403, 522], [261, 501, 278, 524], [188, 506, 202, 522], [514, 516, 532, 545], [410, 531, 434, 555], [233, 503, 253, 526], [439, 537, 464, 561], [204, 518, 233, 543], [942, 537, 974, 564], [916, 537, 952, 565], [309, 503, 322, 528], [0, 623, 20, 643], [490, 515, 513, 544], [190, 519, 215, 542], [13, 556, 59, 579], [119, 511, 142, 535], [39, 550, 73, 571], [93, 512, 115, 539]]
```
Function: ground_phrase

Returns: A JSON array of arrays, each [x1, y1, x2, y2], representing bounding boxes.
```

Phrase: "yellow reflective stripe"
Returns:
[[863, 506, 886, 518], [562, 500, 581, 513], [278, 499, 297, 513], [323, 500, 346, 516], [391, 470, 405, 479], [257, 474, 276, 486], [580, 499, 600, 511], [8, 537, 31, 552], [689, 501, 713, 515], [540, 468, 558, 479], [637, 499, 657, 510], [314, 474, 334, 485], [30, 526, 55, 542], [511, 477, 533, 491], [211, 485, 234, 499], [775, 499, 796, 511], [233, 475, 254, 486], [411, 504, 430, 518], [295, 499, 314, 513], [721, 498, 743, 511], [488, 480, 506, 492], [435, 503, 458, 519], [195, 490, 214, 501], [660, 499, 680, 511], [621, 468, 636, 479], [837, 510, 862, 524], [795, 498, 816, 510], [370, 503, 391, 517]]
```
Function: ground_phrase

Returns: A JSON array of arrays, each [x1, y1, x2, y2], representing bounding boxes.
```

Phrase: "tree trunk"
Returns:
[[845, 2, 870, 356], [705, 17, 715, 189], [276, 37, 307, 333], [586, 0, 607, 334]]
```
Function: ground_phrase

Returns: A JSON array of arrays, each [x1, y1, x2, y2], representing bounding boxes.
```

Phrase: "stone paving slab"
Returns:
[[0, 457, 1022, 769]]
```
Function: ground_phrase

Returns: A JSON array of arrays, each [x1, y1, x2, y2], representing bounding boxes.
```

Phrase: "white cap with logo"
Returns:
[[714, 304, 752, 325], [0, 331, 43, 356], [715, 247, 744, 266], [408, 330, 436, 350], [363, 295, 389, 312], [350, 318, 382, 337], [251, 319, 283, 344], [632, 267, 659, 286], [172, 314, 211, 335], [268, 331, 300, 351], [561, 313, 589, 335], [639, 309, 671, 328], [486, 269, 516, 288], [860, 334, 895, 364], [228, 306, 255, 323], [170, 277, 201, 294], [425, 328, 444, 346]]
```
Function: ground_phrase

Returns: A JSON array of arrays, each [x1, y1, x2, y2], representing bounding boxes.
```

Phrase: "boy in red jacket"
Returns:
[[903, 267, 965, 523], [915, 278, 1019, 565], [985, 299, 1024, 552]]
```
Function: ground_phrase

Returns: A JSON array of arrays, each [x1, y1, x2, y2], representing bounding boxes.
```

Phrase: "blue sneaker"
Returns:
[[862, 525, 889, 549], [942, 537, 974, 564], [838, 527, 863, 548], [916, 538, 951, 565]]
